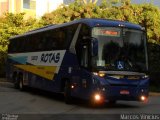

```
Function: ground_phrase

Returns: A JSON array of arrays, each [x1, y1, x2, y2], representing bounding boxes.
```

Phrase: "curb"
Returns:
[[0, 78, 8, 82], [149, 92, 160, 96], [0, 78, 13, 87], [0, 81, 13, 87]]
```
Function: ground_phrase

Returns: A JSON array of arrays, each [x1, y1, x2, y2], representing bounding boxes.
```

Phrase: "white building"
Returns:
[[36, 0, 64, 18], [0, 0, 68, 18]]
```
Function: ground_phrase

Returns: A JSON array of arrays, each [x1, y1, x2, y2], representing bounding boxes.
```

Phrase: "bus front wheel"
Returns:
[[108, 100, 117, 105], [64, 80, 72, 104]]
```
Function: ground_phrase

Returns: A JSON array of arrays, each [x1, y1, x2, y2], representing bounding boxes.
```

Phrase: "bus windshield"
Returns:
[[92, 27, 148, 72]]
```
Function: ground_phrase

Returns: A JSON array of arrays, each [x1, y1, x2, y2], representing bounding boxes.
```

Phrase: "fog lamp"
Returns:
[[140, 95, 147, 102], [94, 94, 101, 101]]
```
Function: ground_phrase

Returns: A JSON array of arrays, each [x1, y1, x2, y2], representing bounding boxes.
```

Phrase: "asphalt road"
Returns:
[[0, 81, 160, 120]]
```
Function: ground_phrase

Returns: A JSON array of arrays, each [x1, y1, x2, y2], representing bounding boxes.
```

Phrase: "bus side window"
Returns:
[[8, 40, 14, 53], [12, 39, 19, 53], [19, 37, 25, 52], [57, 29, 65, 49], [37, 32, 45, 51], [28, 36, 34, 52], [25, 38, 31, 52], [66, 24, 78, 48]]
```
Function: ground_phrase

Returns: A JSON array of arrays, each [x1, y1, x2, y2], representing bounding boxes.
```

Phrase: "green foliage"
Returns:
[[0, 13, 44, 76], [42, 1, 101, 24], [0, 13, 43, 51], [42, 0, 160, 44]]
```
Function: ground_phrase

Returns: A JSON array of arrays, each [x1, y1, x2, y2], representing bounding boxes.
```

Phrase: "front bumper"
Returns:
[[97, 86, 149, 102], [91, 73, 149, 102]]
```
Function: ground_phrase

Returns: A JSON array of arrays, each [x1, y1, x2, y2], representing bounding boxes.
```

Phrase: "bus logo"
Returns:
[[41, 52, 60, 63]]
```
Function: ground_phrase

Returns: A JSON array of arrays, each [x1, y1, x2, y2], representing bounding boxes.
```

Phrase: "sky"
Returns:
[[131, 0, 160, 7], [64, 0, 160, 7]]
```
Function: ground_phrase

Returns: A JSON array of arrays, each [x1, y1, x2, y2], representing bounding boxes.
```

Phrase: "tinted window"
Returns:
[[8, 24, 78, 53]]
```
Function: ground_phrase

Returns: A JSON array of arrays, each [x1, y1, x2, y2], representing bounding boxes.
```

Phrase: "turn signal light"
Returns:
[[93, 72, 105, 77], [99, 73, 105, 77]]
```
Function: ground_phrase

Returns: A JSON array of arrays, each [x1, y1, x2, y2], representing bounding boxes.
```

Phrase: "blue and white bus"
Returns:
[[6, 18, 149, 104]]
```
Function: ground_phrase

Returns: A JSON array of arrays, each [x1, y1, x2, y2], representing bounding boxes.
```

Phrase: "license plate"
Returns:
[[120, 90, 130, 95]]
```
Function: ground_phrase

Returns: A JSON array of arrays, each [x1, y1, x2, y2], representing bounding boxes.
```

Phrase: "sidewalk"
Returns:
[[149, 92, 160, 96], [0, 77, 8, 82], [0, 78, 13, 87]]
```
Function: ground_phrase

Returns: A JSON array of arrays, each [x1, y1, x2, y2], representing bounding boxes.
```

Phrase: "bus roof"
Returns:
[[10, 18, 143, 40]]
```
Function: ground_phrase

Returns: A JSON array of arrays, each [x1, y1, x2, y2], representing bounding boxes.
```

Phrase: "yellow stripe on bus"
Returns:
[[15, 65, 57, 80]]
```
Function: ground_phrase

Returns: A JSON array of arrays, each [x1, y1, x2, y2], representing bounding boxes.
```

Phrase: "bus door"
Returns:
[[78, 39, 92, 99], [74, 24, 92, 99]]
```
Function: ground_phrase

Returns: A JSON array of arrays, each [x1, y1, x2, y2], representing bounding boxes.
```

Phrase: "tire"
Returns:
[[64, 80, 72, 104], [108, 100, 116, 105]]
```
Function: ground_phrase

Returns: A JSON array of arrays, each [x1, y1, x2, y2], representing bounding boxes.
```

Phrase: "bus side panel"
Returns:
[[22, 50, 80, 93], [55, 51, 81, 94], [57, 51, 93, 99], [6, 57, 23, 82], [7, 50, 66, 93]]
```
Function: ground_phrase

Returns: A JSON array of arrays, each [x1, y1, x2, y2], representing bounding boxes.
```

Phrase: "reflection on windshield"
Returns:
[[92, 27, 148, 72]]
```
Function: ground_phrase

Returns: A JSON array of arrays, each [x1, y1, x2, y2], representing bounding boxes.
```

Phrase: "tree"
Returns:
[[42, 0, 101, 24], [82, 0, 98, 4], [41, 0, 160, 44], [0, 13, 43, 76]]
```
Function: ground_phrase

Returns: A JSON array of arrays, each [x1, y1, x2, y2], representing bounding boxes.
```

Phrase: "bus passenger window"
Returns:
[[51, 41, 57, 49]]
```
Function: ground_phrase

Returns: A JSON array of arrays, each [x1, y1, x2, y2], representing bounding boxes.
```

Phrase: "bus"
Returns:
[[6, 18, 149, 104]]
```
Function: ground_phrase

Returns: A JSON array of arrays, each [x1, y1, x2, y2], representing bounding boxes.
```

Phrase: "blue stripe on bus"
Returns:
[[9, 56, 27, 64]]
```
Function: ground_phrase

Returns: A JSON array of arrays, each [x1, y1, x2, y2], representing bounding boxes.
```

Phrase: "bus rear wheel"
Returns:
[[64, 80, 72, 104], [13, 74, 19, 89]]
